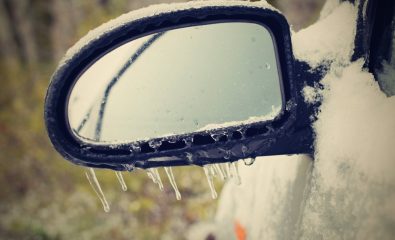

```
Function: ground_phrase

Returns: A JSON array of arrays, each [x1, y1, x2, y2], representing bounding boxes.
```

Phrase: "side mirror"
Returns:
[[45, 1, 314, 170]]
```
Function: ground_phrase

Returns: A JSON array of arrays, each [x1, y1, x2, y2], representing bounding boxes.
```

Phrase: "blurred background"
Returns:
[[0, 0, 325, 239]]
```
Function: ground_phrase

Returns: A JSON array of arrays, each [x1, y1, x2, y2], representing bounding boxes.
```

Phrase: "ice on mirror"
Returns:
[[230, 161, 241, 185], [224, 150, 231, 160], [202, 161, 243, 199], [243, 157, 256, 166], [148, 140, 162, 149], [85, 168, 110, 212], [84, 161, 243, 213], [203, 165, 218, 199], [223, 163, 231, 179], [214, 164, 226, 180], [186, 152, 193, 163], [198, 105, 282, 132], [183, 138, 193, 146], [164, 167, 181, 200], [122, 163, 135, 172], [147, 168, 164, 191], [115, 171, 127, 191], [241, 145, 248, 156], [130, 144, 141, 153]]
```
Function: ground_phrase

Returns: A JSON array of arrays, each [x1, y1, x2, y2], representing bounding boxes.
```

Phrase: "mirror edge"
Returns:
[[44, 2, 307, 170]]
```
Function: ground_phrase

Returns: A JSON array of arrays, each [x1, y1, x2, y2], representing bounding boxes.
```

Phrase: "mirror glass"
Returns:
[[68, 22, 283, 144]]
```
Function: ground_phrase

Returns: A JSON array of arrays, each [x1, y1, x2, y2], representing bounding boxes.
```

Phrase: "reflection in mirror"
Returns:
[[68, 22, 283, 144]]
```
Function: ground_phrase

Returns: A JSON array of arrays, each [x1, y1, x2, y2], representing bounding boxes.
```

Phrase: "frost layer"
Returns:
[[299, 61, 395, 240]]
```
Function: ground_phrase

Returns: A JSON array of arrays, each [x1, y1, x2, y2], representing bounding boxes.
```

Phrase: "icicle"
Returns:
[[147, 169, 156, 183], [214, 164, 226, 180], [223, 163, 231, 179], [230, 162, 241, 185], [152, 168, 164, 191], [85, 168, 110, 212], [147, 168, 164, 191], [203, 165, 218, 199], [115, 171, 127, 191], [164, 167, 181, 200]]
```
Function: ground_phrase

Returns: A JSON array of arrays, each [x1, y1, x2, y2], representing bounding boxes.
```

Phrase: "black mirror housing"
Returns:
[[44, 1, 314, 170]]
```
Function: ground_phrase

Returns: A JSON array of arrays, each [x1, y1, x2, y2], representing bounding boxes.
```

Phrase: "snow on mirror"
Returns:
[[68, 22, 283, 144]]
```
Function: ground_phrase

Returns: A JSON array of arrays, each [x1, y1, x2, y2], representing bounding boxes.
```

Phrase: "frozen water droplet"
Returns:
[[122, 164, 135, 172], [109, 144, 118, 149], [286, 100, 295, 111], [115, 171, 127, 191], [85, 168, 110, 212], [243, 158, 255, 166], [186, 152, 193, 163], [164, 167, 181, 200], [148, 140, 162, 149], [237, 129, 246, 139], [203, 166, 218, 199], [168, 137, 177, 143], [183, 137, 193, 146], [131, 144, 141, 153], [211, 134, 220, 142], [224, 150, 231, 159], [265, 63, 271, 70], [241, 145, 248, 156], [230, 162, 241, 185], [147, 168, 164, 191]]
